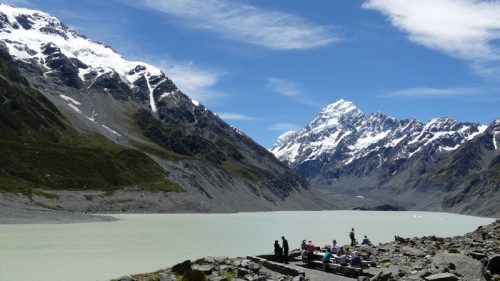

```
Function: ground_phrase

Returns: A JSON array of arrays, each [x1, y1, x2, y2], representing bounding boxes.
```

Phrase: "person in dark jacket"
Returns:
[[274, 240, 282, 262], [362, 235, 371, 245], [350, 251, 362, 267], [349, 227, 356, 246], [281, 236, 289, 264]]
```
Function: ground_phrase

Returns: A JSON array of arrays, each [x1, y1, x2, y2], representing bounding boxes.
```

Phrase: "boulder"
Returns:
[[244, 275, 266, 281], [470, 252, 487, 260], [420, 270, 433, 278], [424, 273, 459, 281], [214, 256, 228, 263], [117, 276, 135, 281], [402, 246, 426, 257], [193, 264, 214, 275], [159, 274, 177, 281], [292, 275, 305, 281], [237, 268, 251, 277], [488, 255, 500, 275], [172, 260, 192, 275]]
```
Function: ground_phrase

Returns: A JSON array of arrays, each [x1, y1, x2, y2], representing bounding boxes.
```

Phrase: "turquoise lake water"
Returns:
[[0, 210, 493, 281]]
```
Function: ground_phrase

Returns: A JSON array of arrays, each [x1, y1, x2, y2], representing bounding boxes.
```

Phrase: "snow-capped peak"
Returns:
[[320, 99, 358, 116], [271, 99, 488, 174], [0, 3, 184, 113], [307, 99, 363, 132]]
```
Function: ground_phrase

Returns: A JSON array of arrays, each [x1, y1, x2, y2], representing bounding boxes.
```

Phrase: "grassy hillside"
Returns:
[[0, 48, 182, 196]]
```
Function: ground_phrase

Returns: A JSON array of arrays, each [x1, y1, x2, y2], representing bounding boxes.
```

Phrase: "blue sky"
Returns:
[[6, 0, 500, 147]]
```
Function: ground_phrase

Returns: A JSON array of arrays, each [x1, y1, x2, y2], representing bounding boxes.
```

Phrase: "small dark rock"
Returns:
[[447, 263, 456, 270], [398, 269, 408, 277], [236, 268, 251, 277], [172, 260, 192, 275], [488, 255, 500, 275]]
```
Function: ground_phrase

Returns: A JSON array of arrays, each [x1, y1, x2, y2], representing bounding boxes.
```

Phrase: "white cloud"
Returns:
[[159, 60, 225, 101], [363, 0, 500, 77], [270, 123, 301, 132], [139, 0, 338, 50], [266, 77, 321, 107], [266, 77, 301, 97], [217, 112, 258, 121], [381, 86, 496, 98]]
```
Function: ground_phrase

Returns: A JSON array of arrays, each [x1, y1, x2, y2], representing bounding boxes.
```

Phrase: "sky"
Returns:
[[4, 0, 500, 147]]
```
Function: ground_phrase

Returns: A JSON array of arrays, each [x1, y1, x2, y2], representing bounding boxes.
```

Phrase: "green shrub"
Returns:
[[448, 248, 459, 254], [222, 270, 236, 280], [181, 270, 206, 281]]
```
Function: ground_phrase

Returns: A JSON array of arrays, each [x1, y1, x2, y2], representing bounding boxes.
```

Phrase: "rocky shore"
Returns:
[[111, 220, 499, 281]]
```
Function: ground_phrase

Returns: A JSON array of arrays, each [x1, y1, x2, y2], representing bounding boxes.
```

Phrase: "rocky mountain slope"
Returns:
[[271, 99, 499, 216], [0, 4, 325, 213]]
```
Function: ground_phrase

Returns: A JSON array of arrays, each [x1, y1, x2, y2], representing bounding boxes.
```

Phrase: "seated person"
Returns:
[[361, 235, 371, 245], [330, 239, 340, 254], [350, 251, 362, 268], [362, 251, 373, 261], [338, 253, 348, 266], [301, 250, 308, 263]]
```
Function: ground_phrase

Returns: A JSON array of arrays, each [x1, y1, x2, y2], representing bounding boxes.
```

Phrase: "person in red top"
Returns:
[[306, 240, 315, 267]]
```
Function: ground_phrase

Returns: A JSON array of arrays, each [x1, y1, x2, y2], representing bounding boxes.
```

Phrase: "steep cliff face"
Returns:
[[271, 99, 499, 216], [0, 4, 324, 213]]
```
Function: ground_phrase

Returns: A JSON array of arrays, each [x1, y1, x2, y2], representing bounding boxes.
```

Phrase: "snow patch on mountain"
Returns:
[[59, 94, 80, 105]]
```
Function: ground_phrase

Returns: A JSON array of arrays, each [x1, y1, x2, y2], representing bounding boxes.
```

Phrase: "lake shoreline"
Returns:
[[1, 190, 497, 225], [111, 220, 500, 281]]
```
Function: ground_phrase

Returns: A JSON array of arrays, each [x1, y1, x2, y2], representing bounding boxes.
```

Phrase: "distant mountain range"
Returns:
[[271, 99, 500, 216], [0, 4, 324, 213]]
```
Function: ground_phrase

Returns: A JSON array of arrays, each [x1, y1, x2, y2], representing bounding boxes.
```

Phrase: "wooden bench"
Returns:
[[310, 260, 363, 277], [325, 263, 363, 277]]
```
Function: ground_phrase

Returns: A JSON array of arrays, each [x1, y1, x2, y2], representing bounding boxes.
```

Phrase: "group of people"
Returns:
[[273, 236, 289, 263], [273, 227, 373, 269]]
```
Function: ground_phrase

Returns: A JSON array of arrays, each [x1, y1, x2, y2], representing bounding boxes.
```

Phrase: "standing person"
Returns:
[[306, 240, 315, 267], [301, 240, 307, 251], [322, 249, 332, 271], [349, 228, 356, 246], [281, 236, 289, 264], [274, 240, 282, 262]]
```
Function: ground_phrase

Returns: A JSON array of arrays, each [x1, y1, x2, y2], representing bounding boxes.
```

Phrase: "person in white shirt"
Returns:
[[330, 239, 340, 254]]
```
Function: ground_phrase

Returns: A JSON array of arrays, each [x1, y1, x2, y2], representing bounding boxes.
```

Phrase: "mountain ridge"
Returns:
[[271, 99, 499, 216], [0, 3, 326, 213]]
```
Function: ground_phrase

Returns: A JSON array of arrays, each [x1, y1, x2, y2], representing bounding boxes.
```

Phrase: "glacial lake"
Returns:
[[0, 211, 494, 281]]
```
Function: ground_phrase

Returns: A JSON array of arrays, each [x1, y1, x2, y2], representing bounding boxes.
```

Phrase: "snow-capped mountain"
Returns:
[[0, 4, 187, 113], [0, 4, 323, 213], [271, 99, 487, 178], [271, 99, 499, 216]]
